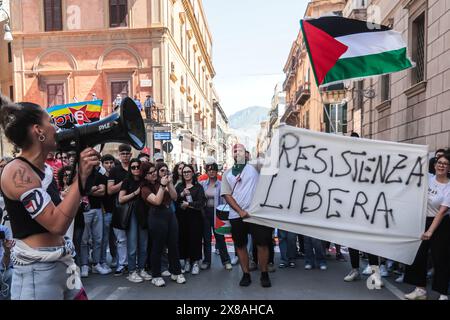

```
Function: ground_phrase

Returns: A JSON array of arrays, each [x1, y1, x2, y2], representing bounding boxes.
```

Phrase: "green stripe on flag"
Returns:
[[215, 226, 232, 236], [323, 47, 413, 85]]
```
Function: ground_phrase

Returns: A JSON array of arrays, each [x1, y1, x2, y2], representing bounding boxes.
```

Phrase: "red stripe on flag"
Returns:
[[302, 21, 348, 85]]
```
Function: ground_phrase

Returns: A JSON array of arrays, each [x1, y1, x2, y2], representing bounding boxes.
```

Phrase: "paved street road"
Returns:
[[81, 249, 423, 300]]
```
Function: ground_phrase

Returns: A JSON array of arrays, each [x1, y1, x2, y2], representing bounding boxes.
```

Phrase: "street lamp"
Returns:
[[0, 0, 12, 42]]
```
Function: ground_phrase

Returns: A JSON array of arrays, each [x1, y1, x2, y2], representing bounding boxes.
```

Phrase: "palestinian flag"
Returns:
[[215, 215, 231, 236], [300, 16, 414, 87]]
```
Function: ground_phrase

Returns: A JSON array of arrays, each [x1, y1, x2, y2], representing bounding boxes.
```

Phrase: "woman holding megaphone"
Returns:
[[0, 95, 99, 300]]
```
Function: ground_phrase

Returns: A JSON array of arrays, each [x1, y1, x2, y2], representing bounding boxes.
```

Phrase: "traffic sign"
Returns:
[[162, 142, 174, 153], [153, 131, 171, 140]]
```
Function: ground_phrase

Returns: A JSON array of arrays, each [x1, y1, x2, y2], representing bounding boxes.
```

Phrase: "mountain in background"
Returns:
[[228, 106, 270, 155]]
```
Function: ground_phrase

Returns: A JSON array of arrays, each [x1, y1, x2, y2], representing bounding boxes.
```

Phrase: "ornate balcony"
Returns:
[[295, 82, 311, 106]]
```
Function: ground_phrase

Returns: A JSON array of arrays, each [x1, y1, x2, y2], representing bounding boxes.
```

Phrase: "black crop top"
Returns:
[[2, 157, 62, 239]]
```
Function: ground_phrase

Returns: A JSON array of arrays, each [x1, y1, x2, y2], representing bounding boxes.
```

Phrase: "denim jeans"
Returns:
[[278, 230, 297, 264], [11, 257, 82, 300], [0, 268, 12, 300], [304, 236, 326, 267], [80, 208, 103, 266], [126, 210, 148, 272], [100, 212, 113, 264], [148, 207, 182, 277], [203, 207, 230, 265], [113, 228, 127, 267]]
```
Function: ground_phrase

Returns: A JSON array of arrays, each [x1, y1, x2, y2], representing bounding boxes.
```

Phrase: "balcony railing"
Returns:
[[295, 83, 311, 106]]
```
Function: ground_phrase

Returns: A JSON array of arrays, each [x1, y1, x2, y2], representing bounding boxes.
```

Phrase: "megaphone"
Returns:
[[56, 97, 146, 151]]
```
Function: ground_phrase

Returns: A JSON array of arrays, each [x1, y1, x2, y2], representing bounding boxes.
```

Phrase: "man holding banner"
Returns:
[[221, 144, 273, 288]]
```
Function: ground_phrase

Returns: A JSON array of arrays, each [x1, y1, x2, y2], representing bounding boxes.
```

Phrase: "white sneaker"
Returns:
[[151, 277, 166, 287], [191, 263, 200, 275], [224, 263, 233, 270], [344, 269, 360, 282], [93, 263, 111, 275], [101, 263, 113, 273], [127, 271, 144, 283], [379, 264, 389, 277], [362, 265, 372, 275], [171, 274, 186, 284], [184, 261, 191, 273], [369, 265, 384, 289], [304, 264, 313, 270], [139, 269, 152, 281], [319, 264, 328, 271], [81, 265, 89, 278], [438, 295, 448, 300], [161, 270, 171, 277], [231, 256, 239, 265], [405, 288, 427, 300]]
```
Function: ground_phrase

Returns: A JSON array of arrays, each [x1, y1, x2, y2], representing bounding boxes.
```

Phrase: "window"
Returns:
[[171, 88, 176, 122], [110, 0, 128, 27], [325, 103, 347, 134], [7, 43, 12, 63], [44, 0, 63, 31], [380, 74, 390, 101], [355, 80, 364, 110], [47, 83, 65, 106], [412, 13, 425, 84], [171, 14, 175, 35], [180, 24, 184, 54]]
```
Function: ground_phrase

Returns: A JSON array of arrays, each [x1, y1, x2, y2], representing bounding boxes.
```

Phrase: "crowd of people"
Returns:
[[0, 95, 449, 300]]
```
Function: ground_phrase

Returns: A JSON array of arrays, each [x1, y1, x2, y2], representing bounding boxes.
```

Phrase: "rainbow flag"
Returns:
[[47, 100, 103, 129]]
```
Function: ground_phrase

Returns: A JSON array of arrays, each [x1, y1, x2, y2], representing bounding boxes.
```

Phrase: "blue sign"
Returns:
[[154, 131, 171, 140]]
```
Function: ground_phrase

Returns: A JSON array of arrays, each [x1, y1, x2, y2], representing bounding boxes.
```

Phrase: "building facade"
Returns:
[[281, 0, 348, 135], [0, 0, 218, 165], [345, 0, 450, 152]]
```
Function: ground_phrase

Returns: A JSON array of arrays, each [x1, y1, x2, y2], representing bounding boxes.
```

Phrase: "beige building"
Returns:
[[345, 0, 450, 152], [0, 0, 217, 166], [281, 0, 348, 134]]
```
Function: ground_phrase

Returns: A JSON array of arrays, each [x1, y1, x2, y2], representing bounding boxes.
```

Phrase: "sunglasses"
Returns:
[[131, 166, 140, 170], [159, 168, 168, 172], [146, 170, 157, 175]]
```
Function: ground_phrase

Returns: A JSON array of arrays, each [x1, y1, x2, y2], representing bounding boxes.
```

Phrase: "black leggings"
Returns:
[[404, 216, 450, 295], [349, 248, 379, 269]]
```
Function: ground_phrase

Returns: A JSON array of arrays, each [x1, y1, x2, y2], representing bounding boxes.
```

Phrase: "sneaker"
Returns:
[[438, 295, 448, 300], [260, 273, 271, 288], [127, 271, 144, 283], [81, 265, 89, 278], [114, 265, 125, 277], [151, 277, 166, 287], [171, 274, 186, 284], [231, 256, 239, 265], [304, 264, 313, 270], [249, 260, 257, 271], [184, 261, 191, 273], [379, 264, 389, 277], [405, 288, 427, 300], [200, 262, 210, 270], [239, 273, 251, 287], [101, 263, 113, 273], [288, 261, 296, 268], [139, 269, 152, 281], [224, 263, 233, 270], [191, 263, 200, 275], [268, 263, 276, 273], [344, 269, 360, 282], [279, 262, 288, 269], [362, 265, 372, 275], [161, 270, 171, 277], [319, 264, 328, 271], [93, 263, 111, 275], [395, 274, 404, 283]]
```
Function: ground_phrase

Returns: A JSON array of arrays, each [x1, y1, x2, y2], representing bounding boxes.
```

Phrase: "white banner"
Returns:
[[248, 125, 428, 265]]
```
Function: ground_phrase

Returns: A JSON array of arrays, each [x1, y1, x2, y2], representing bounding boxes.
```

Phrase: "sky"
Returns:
[[203, 0, 309, 117]]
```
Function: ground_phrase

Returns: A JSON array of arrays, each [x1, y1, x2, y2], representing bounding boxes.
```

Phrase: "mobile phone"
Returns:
[[0, 230, 5, 240]]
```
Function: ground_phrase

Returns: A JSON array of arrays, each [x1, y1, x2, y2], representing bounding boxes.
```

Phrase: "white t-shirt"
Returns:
[[427, 174, 450, 217], [0, 225, 13, 270]]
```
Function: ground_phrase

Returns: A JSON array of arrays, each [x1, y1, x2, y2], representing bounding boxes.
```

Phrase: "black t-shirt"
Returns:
[[103, 176, 115, 213], [87, 171, 107, 209], [109, 165, 128, 187], [120, 177, 141, 204]]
